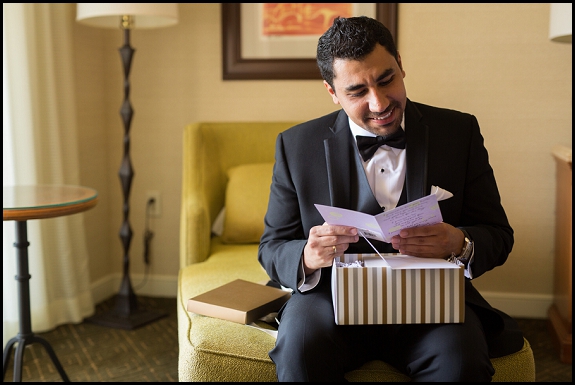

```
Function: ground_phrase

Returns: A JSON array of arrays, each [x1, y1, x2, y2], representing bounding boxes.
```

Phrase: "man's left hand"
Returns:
[[390, 223, 464, 259]]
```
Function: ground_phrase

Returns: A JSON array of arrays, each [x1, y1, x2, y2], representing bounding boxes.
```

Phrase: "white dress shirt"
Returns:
[[348, 117, 406, 211]]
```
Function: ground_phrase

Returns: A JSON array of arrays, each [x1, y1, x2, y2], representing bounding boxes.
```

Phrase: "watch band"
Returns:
[[447, 229, 473, 267]]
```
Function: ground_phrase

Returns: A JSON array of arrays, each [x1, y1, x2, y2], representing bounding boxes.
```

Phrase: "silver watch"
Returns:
[[447, 230, 473, 267]]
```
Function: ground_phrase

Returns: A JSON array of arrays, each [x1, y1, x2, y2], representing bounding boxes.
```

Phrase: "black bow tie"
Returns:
[[356, 129, 406, 162]]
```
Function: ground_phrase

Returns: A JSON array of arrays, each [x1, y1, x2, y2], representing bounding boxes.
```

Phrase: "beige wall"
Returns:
[[73, 4, 571, 316]]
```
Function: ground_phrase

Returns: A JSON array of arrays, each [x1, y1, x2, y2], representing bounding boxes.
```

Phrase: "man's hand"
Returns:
[[303, 224, 359, 275], [390, 222, 465, 259]]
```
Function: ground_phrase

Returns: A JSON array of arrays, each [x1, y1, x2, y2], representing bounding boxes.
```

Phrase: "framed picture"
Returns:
[[222, 3, 398, 80]]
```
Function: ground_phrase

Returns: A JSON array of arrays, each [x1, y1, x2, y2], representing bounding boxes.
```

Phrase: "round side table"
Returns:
[[3, 185, 98, 382]]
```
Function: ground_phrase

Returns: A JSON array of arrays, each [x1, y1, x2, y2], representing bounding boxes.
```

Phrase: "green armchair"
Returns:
[[177, 122, 536, 381]]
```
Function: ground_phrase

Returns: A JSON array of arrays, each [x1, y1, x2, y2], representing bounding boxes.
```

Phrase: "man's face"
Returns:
[[324, 44, 407, 137]]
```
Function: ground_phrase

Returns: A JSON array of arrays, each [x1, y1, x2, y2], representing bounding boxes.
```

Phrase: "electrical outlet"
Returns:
[[146, 191, 161, 217]]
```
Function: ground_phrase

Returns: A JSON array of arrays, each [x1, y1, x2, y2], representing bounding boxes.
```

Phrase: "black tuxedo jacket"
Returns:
[[259, 99, 523, 357]]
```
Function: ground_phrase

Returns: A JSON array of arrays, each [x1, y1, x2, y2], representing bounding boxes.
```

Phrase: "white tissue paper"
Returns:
[[430, 185, 453, 201]]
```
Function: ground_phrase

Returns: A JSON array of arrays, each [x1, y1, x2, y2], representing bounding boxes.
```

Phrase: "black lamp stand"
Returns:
[[85, 18, 166, 330]]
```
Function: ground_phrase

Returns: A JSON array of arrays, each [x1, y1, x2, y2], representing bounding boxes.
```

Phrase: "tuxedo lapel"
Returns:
[[323, 111, 353, 208], [323, 110, 386, 214], [405, 100, 429, 201]]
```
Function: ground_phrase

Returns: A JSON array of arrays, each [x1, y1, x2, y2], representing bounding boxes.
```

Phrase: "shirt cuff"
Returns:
[[463, 246, 474, 279], [297, 258, 321, 292]]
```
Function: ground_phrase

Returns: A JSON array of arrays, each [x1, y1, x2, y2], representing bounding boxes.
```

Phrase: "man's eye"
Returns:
[[350, 90, 366, 98], [379, 76, 394, 86]]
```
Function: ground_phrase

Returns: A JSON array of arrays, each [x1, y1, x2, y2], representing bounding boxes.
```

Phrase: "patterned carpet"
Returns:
[[3, 296, 572, 382], [3, 296, 178, 382]]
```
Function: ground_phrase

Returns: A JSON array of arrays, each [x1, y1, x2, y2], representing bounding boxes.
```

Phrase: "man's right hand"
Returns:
[[302, 223, 359, 275]]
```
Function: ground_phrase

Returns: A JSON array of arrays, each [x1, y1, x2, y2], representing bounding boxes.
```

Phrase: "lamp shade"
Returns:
[[76, 3, 178, 29], [549, 3, 572, 43]]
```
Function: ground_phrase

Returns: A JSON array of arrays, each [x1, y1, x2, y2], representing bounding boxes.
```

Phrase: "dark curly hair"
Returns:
[[317, 16, 398, 89]]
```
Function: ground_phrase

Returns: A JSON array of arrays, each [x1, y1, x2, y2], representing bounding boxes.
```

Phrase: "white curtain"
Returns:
[[3, 3, 95, 346]]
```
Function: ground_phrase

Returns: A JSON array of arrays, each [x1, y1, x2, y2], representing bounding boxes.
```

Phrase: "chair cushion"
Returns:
[[222, 163, 274, 244], [491, 338, 536, 382], [178, 240, 277, 381]]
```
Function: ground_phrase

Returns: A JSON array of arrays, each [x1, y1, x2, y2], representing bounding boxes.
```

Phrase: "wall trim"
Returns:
[[91, 275, 551, 319], [480, 291, 552, 319], [90, 273, 178, 304]]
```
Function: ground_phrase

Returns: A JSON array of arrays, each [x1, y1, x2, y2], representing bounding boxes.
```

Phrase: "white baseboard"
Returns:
[[90, 276, 552, 319], [479, 291, 552, 319], [90, 273, 177, 304]]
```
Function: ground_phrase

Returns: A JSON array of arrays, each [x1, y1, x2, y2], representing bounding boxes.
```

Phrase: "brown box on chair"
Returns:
[[187, 279, 291, 324]]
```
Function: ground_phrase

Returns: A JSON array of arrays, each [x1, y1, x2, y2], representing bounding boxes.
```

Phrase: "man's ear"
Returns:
[[323, 80, 340, 105], [396, 52, 406, 78]]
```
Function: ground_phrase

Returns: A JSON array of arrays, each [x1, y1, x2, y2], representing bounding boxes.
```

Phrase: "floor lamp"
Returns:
[[76, 3, 178, 330]]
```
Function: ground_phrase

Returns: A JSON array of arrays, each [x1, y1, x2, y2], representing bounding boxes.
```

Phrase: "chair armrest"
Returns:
[[180, 197, 211, 267], [180, 123, 222, 267]]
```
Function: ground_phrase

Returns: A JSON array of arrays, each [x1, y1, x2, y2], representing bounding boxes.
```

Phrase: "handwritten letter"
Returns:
[[315, 194, 443, 243]]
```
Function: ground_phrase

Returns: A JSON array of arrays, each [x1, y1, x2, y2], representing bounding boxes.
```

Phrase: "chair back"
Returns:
[[180, 122, 299, 267]]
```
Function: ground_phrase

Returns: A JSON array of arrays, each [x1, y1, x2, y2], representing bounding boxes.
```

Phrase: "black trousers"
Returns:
[[270, 279, 494, 382]]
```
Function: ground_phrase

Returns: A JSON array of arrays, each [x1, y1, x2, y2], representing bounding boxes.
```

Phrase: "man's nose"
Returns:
[[368, 90, 389, 112]]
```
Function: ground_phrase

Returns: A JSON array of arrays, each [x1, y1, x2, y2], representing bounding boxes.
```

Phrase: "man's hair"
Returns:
[[317, 16, 398, 88]]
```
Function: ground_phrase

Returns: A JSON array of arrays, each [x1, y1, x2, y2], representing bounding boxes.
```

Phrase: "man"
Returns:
[[258, 16, 524, 382]]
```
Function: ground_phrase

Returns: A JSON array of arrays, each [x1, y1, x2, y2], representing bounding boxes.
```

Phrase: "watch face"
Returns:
[[460, 238, 473, 262]]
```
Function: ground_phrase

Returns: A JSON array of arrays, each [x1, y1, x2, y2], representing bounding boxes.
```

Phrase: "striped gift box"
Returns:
[[331, 254, 465, 325]]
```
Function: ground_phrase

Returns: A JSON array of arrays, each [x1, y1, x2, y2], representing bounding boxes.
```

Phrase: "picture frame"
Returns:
[[222, 3, 398, 80]]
